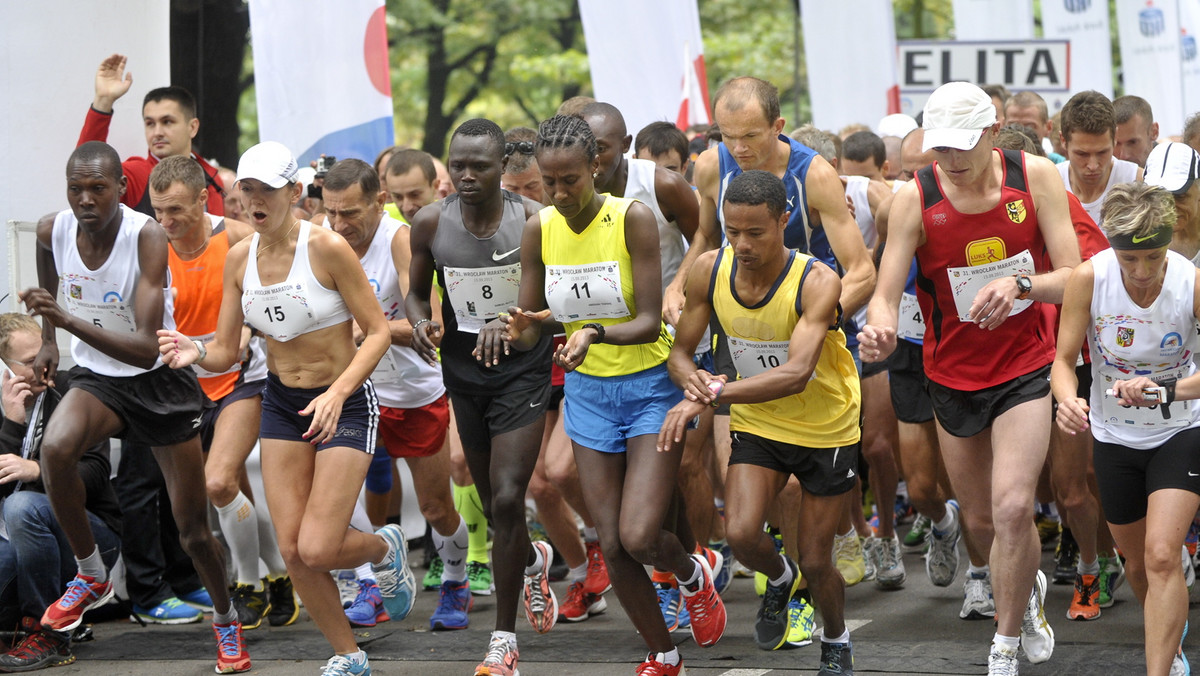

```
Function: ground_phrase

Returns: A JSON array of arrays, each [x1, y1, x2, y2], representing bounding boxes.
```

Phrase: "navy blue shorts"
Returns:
[[199, 377, 265, 451], [260, 372, 378, 453]]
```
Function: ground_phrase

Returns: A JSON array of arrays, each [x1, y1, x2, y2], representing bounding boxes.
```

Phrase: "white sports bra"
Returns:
[[242, 220, 350, 342]]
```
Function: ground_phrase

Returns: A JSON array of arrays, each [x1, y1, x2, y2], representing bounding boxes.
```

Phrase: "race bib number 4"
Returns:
[[545, 261, 630, 322], [897, 292, 925, 341], [727, 336, 789, 379], [443, 264, 521, 334], [946, 249, 1035, 322]]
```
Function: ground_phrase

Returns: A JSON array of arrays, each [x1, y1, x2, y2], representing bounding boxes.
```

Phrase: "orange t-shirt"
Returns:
[[169, 224, 238, 401]]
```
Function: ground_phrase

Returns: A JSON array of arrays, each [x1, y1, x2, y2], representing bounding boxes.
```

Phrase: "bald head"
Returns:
[[581, 102, 627, 137], [899, 128, 934, 181], [713, 76, 781, 124], [68, 141, 123, 179]]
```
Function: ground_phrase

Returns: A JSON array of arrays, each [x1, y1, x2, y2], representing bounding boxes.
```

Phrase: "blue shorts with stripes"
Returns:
[[260, 371, 378, 453]]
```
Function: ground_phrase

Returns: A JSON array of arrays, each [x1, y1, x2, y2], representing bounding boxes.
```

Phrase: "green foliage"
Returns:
[[701, 0, 806, 125]]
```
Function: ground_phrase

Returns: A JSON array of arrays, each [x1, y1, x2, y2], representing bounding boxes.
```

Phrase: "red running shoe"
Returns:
[[636, 654, 685, 675], [680, 552, 727, 647], [583, 539, 611, 594], [557, 579, 607, 622], [41, 573, 114, 632], [214, 620, 251, 673]]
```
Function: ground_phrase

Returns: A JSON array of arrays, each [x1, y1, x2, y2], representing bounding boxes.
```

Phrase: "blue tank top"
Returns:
[[716, 134, 817, 255]]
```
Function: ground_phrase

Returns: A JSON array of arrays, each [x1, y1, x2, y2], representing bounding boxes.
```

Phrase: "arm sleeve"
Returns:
[[78, 106, 113, 147], [0, 417, 27, 456]]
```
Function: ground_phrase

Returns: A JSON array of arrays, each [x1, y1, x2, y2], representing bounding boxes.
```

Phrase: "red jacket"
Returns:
[[78, 106, 225, 217]]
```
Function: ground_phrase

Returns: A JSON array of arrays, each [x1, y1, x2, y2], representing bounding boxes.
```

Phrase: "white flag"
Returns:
[[249, 0, 394, 165], [952, 0, 1034, 40], [1041, 0, 1114, 107], [579, 0, 709, 137], [1116, 0, 1185, 137], [801, 0, 899, 131]]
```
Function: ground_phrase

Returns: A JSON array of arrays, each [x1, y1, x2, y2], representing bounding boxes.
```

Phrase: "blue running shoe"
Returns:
[[344, 580, 389, 628], [1171, 621, 1190, 676], [320, 652, 371, 676], [131, 597, 203, 625], [430, 579, 472, 630], [655, 582, 683, 632], [710, 540, 734, 595], [179, 587, 214, 612], [372, 524, 416, 621]]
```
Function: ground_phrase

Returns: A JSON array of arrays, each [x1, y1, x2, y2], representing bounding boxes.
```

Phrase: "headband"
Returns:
[[1107, 223, 1173, 250]]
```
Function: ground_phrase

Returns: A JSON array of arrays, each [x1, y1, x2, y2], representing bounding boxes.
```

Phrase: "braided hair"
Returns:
[[536, 115, 598, 162]]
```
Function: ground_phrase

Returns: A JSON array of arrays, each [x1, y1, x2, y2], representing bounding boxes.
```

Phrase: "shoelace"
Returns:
[[214, 623, 242, 658], [964, 577, 990, 606], [879, 541, 899, 571], [563, 581, 586, 607], [821, 644, 849, 673], [526, 574, 547, 614], [760, 573, 790, 617], [320, 655, 356, 675], [438, 583, 469, 613], [686, 583, 713, 625], [1074, 578, 1097, 607], [833, 535, 858, 562], [57, 577, 97, 608], [482, 637, 512, 665], [989, 648, 1019, 676], [374, 565, 400, 597]]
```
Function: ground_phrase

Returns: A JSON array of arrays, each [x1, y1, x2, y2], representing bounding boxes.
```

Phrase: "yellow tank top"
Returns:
[[710, 247, 860, 447], [540, 196, 672, 377]]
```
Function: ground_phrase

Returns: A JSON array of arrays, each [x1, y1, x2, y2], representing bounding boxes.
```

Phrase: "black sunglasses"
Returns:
[[505, 141, 535, 156]]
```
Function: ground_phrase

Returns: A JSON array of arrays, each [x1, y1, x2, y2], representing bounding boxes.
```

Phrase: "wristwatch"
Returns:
[[1014, 274, 1033, 301]]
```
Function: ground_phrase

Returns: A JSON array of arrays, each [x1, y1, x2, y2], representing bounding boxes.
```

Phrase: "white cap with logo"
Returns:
[[922, 82, 998, 152], [236, 141, 299, 189], [1144, 141, 1200, 196]]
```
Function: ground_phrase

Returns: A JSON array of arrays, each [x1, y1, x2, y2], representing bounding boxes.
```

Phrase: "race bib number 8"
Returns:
[[545, 261, 630, 322], [443, 264, 521, 334]]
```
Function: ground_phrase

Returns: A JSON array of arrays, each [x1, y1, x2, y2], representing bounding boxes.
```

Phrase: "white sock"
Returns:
[[76, 546, 106, 583], [649, 648, 680, 666], [1078, 557, 1100, 576], [822, 628, 850, 644], [568, 563, 587, 583], [213, 606, 238, 625], [355, 563, 375, 583], [677, 558, 702, 589], [255, 500, 288, 578], [582, 527, 599, 542], [350, 500, 373, 533], [768, 554, 794, 588], [216, 492, 262, 586], [524, 544, 545, 576], [934, 508, 955, 533], [434, 518, 469, 583], [968, 563, 990, 577], [993, 633, 1020, 651], [339, 650, 367, 665]]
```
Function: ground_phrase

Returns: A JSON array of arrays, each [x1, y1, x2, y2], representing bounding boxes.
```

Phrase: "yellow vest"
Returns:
[[539, 196, 672, 377], [711, 247, 860, 447]]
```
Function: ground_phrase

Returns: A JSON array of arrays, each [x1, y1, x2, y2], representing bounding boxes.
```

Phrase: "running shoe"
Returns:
[[1184, 545, 1196, 590], [817, 640, 854, 676], [523, 540, 558, 634], [1053, 528, 1079, 585], [875, 534, 906, 589], [180, 587, 214, 612], [1066, 573, 1100, 621], [1020, 569, 1055, 664], [680, 552, 727, 648], [583, 539, 611, 594], [733, 559, 755, 578], [987, 643, 1019, 676], [784, 597, 816, 648], [656, 581, 684, 632], [861, 537, 878, 583], [1097, 553, 1125, 608], [699, 545, 726, 592], [345, 579, 390, 628], [1035, 513, 1061, 550], [372, 524, 417, 621], [1188, 519, 1200, 559], [960, 570, 995, 620], [474, 632, 519, 676], [755, 556, 801, 650], [1171, 621, 1190, 676], [422, 555, 444, 591], [130, 597, 203, 625], [213, 620, 251, 674], [231, 583, 271, 630], [430, 579, 472, 630], [320, 652, 370, 676], [41, 573, 115, 632], [710, 540, 734, 594], [833, 531, 866, 587], [895, 493, 914, 525], [335, 569, 359, 608], [0, 626, 74, 671], [903, 513, 931, 553], [636, 654, 684, 676], [267, 575, 299, 627], [467, 560, 495, 596], [926, 501, 961, 587], [558, 580, 606, 622]]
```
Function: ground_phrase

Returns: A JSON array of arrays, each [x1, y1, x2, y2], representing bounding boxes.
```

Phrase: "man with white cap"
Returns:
[[1145, 141, 1200, 264], [858, 81, 1081, 676]]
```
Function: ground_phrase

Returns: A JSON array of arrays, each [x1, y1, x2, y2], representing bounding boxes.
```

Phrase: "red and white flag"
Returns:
[[677, 40, 711, 130]]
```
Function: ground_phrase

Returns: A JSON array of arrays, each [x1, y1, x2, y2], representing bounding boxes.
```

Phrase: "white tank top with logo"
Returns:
[[51, 204, 173, 377], [1057, 158, 1139, 226]]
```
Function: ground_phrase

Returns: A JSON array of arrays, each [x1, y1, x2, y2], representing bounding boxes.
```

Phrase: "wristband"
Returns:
[[413, 318, 431, 332], [582, 322, 606, 344], [192, 339, 208, 363], [707, 379, 724, 408]]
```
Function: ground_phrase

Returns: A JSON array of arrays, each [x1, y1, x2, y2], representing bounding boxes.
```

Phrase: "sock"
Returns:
[[350, 499, 373, 533], [933, 507, 955, 533], [582, 527, 599, 542], [649, 648, 681, 666], [568, 562, 587, 583], [1078, 557, 1100, 576], [213, 606, 238, 625], [339, 650, 367, 665], [768, 554, 794, 588], [434, 518, 469, 583], [678, 559, 702, 590], [713, 497, 726, 519], [255, 500, 288, 578], [454, 483, 489, 563], [524, 543, 545, 576], [968, 564, 989, 578], [355, 563, 375, 583], [993, 633, 1020, 651], [76, 546, 106, 584], [822, 627, 850, 644], [216, 493, 262, 586]]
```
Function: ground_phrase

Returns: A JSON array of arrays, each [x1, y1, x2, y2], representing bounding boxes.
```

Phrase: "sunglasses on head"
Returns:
[[505, 141, 535, 156]]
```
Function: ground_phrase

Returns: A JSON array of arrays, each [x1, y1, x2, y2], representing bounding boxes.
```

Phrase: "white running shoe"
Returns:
[[1020, 569, 1055, 664]]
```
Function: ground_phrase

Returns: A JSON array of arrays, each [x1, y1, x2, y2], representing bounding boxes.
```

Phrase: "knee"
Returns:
[[2, 492, 51, 532], [176, 526, 214, 559], [38, 439, 75, 479], [795, 546, 836, 581], [296, 540, 335, 572], [205, 474, 238, 507], [1054, 484, 1093, 518], [526, 472, 558, 504], [489, 484, 524, 526], [1144, 542, 1182, 579], [419, 494, 454, 532], [724, 520, 762, 559], [991, 493, 1033, 532], [618, 524, 660, 564]]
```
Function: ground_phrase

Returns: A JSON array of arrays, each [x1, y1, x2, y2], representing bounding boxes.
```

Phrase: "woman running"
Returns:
[[1052, 181, 1199, 676], [158, 141, 412, 676]]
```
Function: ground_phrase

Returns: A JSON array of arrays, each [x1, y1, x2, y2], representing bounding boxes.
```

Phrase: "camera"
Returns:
[[315, 155, 337, 178]]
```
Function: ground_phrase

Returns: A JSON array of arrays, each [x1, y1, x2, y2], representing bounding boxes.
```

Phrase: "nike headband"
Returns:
[[1107, 223, 1173, 250]]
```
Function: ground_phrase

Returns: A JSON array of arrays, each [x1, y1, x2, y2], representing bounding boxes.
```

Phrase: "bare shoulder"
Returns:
[[694, 146, 720, 197], [221, 216, 255, 245]]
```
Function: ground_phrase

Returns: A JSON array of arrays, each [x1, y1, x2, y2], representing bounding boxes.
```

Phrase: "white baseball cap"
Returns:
[[236, 141, 299, 188], [922, 82, 998, 152], [877, 113, 918, 139], [1144, 142, 1200, 195]]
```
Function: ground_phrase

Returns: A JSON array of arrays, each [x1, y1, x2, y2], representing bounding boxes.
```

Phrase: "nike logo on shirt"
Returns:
[[492, 247, 520, 261]]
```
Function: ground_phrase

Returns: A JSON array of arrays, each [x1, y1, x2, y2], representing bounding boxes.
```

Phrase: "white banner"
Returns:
[[801, 0, 899, 131], [952, 0, 1034, 40], [1180, 0, 1200, 119], [249, 0, 394, 165], [1116, 0, 1185, 137], [579, 0, 709, 137], [1041, 0, 1114, 106]]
